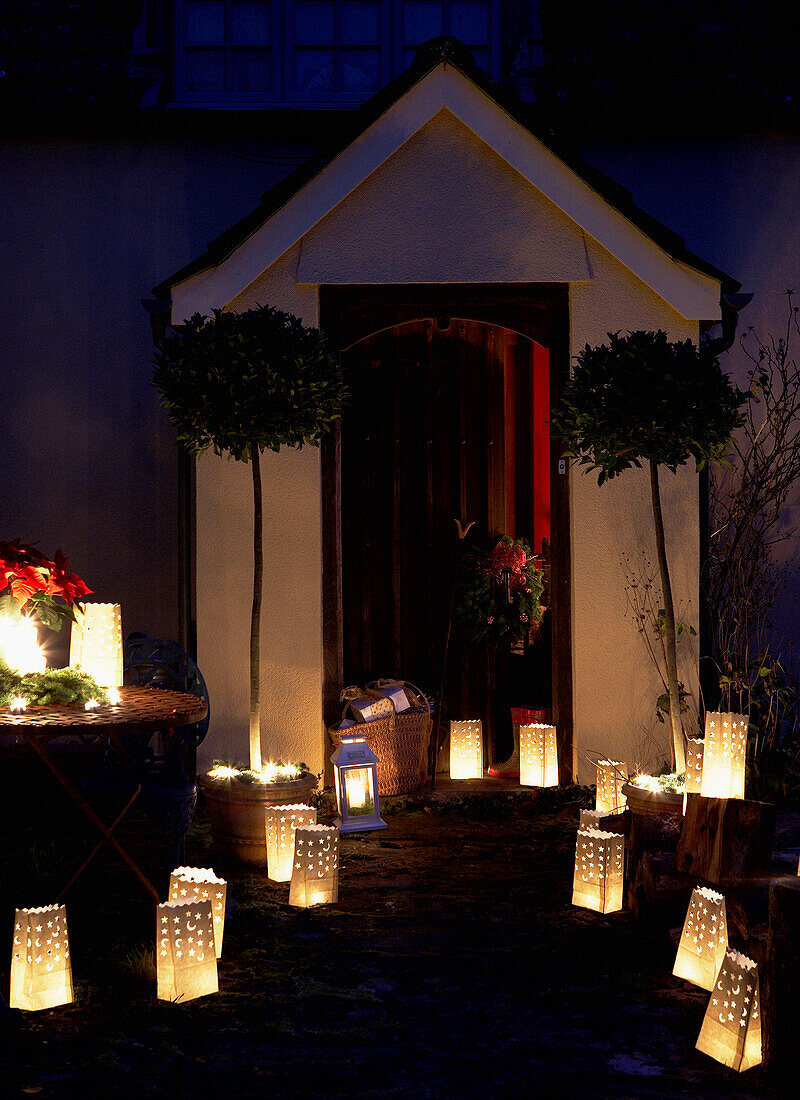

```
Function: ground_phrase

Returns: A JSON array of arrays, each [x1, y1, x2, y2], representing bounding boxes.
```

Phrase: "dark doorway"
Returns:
[[320, 284, 573, 782], [339, 318, 551, 762]]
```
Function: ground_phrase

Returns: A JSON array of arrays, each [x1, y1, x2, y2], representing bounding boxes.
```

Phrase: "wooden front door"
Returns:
[[339, 317, 551, 761]]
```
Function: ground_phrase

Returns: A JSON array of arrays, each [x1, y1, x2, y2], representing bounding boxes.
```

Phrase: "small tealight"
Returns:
[[107, 687, 121, 705], [84, 698, 99, 710], [10, 697, 27, 712]]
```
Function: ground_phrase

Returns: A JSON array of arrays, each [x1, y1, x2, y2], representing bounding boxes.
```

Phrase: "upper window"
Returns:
[[173, 0, 500, 106]]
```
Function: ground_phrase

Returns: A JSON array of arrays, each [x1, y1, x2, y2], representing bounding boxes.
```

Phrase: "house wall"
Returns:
[[192, 109, 706, 780]]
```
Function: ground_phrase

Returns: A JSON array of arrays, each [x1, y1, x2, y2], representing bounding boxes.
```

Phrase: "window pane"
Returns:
[[451, 1, 489, 42], [403, 1, 443, 44], [293, 48, 335, 93], [186, 0, 225, 43], [341, 1, 380, 44], [295, 1, 334, 44], [231, 49, 273, 91], [185, 48, 226, 92], [231, 1, 272, 43], [341, 48, 380, 91]]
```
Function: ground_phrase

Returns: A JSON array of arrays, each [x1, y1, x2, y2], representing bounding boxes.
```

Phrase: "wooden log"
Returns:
[[674, 794, 776, 885], [763, 878, 800, 1080]]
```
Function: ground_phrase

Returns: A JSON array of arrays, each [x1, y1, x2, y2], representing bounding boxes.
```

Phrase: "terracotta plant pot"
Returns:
[[199, 771, 318, 866], [621, 781, 683, 819]]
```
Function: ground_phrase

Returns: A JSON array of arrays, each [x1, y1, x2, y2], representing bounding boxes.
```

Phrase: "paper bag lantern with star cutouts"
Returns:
[[572, 827, 625, 914], [673, 885, 728, 990], [519, 724, 559, 787], [449, 720, 483, 780], [265, 804, 317, 881], [10, 905, 73, 1011], [168, 867, 227, 958], [696, 949, 762, 1072], [685, 738, 705, 794], [157, 898, 218, 1002], [595, 760, 627, 814], [289, 824, 339, 908], [69, 602, 123, 687], [700, 712, 747, 800]]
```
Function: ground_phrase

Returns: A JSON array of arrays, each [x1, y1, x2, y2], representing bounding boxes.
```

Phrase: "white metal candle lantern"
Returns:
[[331, 737, 386, 834], [595, 759, 627, 814], [289, 824, 339, 908], [700, 712, 747, 800], [450, 719, 483, 780], [70, 602, 123, 687], [696, 949, 762, 1072], [572, 827, 625, 914], [10, 905, 73, 1011], [168, 867, 227, 958], [685, 737, 705, 795], [519, 723, 559, 787], [673, 885, 728, 990], [265, 804, 317, 880], [157, 898, 218, 1002]]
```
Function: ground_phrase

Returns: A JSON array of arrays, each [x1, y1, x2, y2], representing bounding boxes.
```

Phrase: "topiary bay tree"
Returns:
[[551, 330, 745, 772], [154, 305, 347, 773]]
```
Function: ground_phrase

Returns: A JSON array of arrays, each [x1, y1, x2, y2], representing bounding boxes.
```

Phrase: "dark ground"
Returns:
[[0, 758, 781, 1098]]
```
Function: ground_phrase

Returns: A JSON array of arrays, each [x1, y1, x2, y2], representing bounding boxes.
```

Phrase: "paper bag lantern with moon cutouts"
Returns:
[[579, 809, 605, 830], [696, 949, 761, 1072], [673, 885, 728, 990], [168, 867, 227, 958], [69, 602, 123, 687], [685, 738, 705, 794], [289, 824, 339, 908], [265, 804, 317, 881], [10, 905, 73, 1011], [595, 760, 627, 813], [700, 712, 747, 800], [572, 827, 625, 914], [157, 898, 218, 1002], [519, 724, 559, 787], [449, 720, 483, 779]]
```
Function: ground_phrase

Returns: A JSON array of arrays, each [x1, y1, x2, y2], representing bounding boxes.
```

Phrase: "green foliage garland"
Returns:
[[454, 536, 545, 648], [0, 659, 109, 708]]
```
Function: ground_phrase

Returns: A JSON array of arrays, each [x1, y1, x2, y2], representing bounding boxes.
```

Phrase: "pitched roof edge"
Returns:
[[151, 38, 740, 302]]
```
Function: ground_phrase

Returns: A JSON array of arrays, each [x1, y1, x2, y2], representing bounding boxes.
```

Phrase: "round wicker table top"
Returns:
[[0, 685, 207, 738]]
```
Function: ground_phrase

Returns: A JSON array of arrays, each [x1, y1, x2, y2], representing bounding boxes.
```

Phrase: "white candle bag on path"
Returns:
[[449, 720, 483, 780], [10, 904, 73, 1011], [595, 759, 627, 813], [157, 898, 218, 1002], [695, 949, 761, 1072], [700, 712, 747, 800], [673, 885, 728, 991], [168, 867, 227, 958], [289, 824, 339, 908], [572, 827, 625, 914], [265, 804, 317, 881], [519, 724, 558, 787]]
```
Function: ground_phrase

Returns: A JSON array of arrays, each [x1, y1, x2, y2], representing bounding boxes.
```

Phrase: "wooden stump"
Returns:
[[763, 878, 800, 1080], [674, 794, 776, 885]]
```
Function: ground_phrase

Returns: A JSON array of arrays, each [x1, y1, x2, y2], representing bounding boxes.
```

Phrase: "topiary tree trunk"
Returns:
[[649, 458, 685, 772], [250, 445, 263, 773]]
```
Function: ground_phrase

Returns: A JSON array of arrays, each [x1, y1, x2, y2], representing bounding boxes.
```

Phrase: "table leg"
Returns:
[[20, 732, 159, 904]]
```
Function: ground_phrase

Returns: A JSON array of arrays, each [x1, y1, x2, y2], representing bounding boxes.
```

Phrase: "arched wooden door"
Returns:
[[340, 317, 551, 761]]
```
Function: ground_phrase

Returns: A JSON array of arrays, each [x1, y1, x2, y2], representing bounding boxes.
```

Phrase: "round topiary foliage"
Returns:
[[153, 306, 347, 461], [553, 329, 744, 484]]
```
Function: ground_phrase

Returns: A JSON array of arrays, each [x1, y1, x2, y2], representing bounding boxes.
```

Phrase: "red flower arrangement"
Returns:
[[0, 539, 92, 631]]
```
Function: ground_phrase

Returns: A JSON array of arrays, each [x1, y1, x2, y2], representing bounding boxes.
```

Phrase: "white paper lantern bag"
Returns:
[[10, 905, 73, 1011], [572, 827, 625, 914], [700, 712, 747, 800], [157, 898, 218, 1002], [265, 804, 317, 881], [168, 867, 227, 958], [289, 824, 339, 908], [595, 760, 627, 814], [673, 886, 728, 991], [519, 723, 558, 787], [696, 949, 761, 1072], [449, 720, 483, 780], [69, 602, 123, 687]]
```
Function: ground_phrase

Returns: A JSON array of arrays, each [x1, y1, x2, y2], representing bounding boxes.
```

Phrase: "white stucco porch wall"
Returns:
[[194, 106, 709, 781]]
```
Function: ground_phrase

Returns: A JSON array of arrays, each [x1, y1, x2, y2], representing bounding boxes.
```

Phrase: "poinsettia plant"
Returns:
[[0, 539, 92, 630], [454, 535, 545, 648]]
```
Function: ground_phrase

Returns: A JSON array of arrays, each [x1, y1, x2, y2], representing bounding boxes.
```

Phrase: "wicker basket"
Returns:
[[329, 682, 432, 797]]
